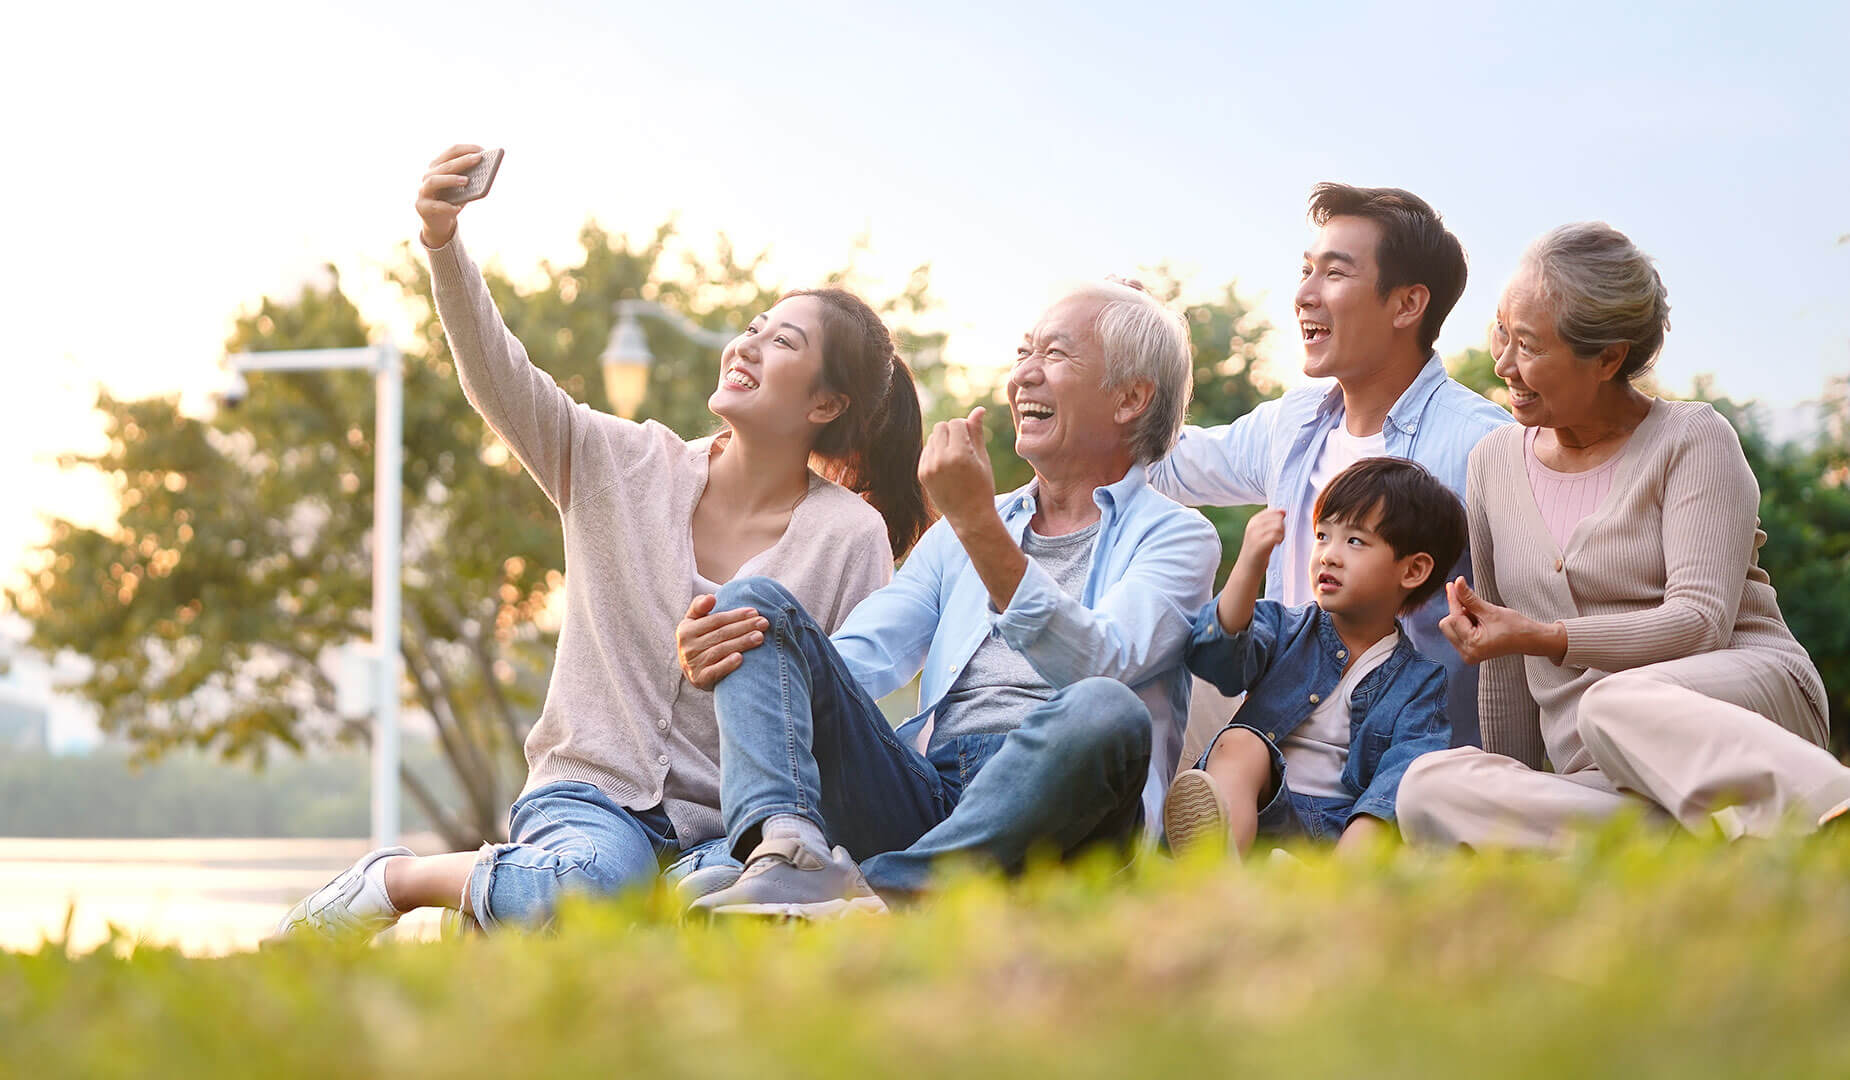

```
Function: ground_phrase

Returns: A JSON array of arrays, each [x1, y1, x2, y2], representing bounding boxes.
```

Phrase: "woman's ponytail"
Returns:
[[788, 288, 935, 557]]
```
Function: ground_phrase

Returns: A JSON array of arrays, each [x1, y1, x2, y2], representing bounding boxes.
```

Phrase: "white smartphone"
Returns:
[[442, 148, 504, 205]]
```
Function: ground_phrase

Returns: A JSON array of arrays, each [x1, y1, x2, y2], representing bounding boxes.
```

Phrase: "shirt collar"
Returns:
[[1004, 464, 1148, 521], [1310, 353, 1448, 437], [1383, 354, 1448, 436]]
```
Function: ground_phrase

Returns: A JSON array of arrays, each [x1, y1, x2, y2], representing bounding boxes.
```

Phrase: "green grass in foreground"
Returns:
[[6, 825, 1850, 1078]]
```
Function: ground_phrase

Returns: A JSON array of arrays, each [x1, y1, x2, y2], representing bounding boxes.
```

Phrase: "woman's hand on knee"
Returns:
[[676, 594, 769, 690]]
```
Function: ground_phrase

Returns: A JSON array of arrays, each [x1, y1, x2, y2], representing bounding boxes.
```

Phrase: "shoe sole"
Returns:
[[677, 870, 744, 902], [1165, 770, 1229, 857], [704, 895, 889, 920]]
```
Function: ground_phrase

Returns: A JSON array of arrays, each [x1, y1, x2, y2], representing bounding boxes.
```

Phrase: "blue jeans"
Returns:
[[1199, 723, 1355, 843], [466, 780, 732, 930], [713, 577, 1152, 896]]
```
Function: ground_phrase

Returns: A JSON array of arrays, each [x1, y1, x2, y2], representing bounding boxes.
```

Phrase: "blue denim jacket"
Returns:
[[1185, 598, 1451, 823], [831, 467, 1220, 826], [1146, 356, 1511, 745]]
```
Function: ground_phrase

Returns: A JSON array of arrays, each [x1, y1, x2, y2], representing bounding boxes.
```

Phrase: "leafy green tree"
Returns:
[[9, 224, 934, 847], [1705, 377, 1850, 754], [1446, 346, 1506, 405]]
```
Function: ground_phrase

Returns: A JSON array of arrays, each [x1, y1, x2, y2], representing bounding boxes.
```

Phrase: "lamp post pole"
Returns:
[[222, 344, 404, 849]]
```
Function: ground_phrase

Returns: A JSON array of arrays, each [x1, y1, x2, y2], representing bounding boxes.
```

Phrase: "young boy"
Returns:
[[1164, 456, 1467, 857]]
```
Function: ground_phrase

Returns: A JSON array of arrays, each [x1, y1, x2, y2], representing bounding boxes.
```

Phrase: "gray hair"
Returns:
[[1522, 223, 1672, 380], [1069, 282, 1193, 463]]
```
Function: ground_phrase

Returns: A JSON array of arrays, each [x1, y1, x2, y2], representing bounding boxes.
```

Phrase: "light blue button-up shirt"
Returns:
[[831, 466, 1220, 827], [1145, 356, 1512, 745]]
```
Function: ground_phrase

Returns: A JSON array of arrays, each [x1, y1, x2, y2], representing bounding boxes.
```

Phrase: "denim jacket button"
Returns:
[[1336, 650, 1347, 660], [1309, 693, 1321, 704]]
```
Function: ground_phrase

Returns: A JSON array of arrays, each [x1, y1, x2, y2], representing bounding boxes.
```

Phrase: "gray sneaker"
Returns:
[[689, 838, 887, 920], [270, 845, 413, 942]]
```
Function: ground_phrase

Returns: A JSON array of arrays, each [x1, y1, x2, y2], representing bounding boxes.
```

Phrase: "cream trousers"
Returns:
[[1398, 650, 1849, 849]]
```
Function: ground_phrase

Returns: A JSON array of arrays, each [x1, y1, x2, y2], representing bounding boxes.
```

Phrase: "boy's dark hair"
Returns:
[[1308, 182, 1467, 353], [1312, 457, 1467, 612]]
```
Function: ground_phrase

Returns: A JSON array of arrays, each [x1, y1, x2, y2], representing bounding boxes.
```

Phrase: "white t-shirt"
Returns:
[[1279, 410, 1387, 607], [1279, 629, 1399, 798]]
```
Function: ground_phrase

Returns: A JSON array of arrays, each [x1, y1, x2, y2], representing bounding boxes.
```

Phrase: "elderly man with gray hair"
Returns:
[[675, 282, 1219, 917]]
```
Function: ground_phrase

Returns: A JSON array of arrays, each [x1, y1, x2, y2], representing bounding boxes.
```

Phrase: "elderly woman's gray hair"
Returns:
[[1522, 223, 1672, 380], [1073, 281, 1193, 462]]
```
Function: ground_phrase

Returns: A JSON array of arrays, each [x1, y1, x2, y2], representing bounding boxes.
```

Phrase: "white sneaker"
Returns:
[[270, 846, 413, 942]]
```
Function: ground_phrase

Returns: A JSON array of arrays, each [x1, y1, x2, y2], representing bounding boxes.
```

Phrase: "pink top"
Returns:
[[1524, 426, 1621, 551]]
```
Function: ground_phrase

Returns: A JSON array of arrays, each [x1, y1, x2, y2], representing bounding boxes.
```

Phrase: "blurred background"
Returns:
[[2, 0, 1846, 952]]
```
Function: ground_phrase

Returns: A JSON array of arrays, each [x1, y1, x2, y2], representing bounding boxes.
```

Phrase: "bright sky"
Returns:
[[5, 0, 1848, 593]]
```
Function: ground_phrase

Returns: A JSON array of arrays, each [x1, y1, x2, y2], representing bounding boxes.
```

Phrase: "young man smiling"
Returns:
[[1147, 183, 1510, 747]]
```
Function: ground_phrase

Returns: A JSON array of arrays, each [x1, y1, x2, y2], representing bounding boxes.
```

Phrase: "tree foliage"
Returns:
[[1705, 377, 1850, 754]]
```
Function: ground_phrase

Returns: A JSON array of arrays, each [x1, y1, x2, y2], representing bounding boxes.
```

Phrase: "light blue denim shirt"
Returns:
[[830, 466, 1220, 828], [1145, 356, 1512, 746]]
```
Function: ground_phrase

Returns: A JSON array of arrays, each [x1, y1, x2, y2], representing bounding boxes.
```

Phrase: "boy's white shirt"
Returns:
[[1278, 629, 1399, 798]]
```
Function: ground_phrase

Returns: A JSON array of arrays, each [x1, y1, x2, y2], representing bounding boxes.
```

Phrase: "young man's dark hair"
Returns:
[[1312, 456, 1467, 611], [1307, 183, 1467, 353]]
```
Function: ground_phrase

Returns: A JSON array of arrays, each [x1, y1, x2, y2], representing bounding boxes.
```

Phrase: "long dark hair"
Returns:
[[785, 287, 933, 557]]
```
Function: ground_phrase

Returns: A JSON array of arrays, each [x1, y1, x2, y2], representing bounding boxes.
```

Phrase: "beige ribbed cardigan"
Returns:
[[1469, 398, 1827, 772], [429, 236, 894, 846]]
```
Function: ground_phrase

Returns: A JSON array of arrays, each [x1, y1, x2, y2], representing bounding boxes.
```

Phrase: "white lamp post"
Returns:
[[221, 344, 404, 850], [599, 299, 735, 417]]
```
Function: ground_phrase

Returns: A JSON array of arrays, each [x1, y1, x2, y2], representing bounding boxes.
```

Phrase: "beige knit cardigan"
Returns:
[[1469, 398, 1827, 772], [429, 236, 894, 846]]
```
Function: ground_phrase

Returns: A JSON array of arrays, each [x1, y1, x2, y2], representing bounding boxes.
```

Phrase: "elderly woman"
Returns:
[[1397, 223, 1849, 849]]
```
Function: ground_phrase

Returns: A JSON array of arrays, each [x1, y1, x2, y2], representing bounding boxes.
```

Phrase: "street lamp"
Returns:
[[219, 344, 404, 851], [599, 299, 735, 418]]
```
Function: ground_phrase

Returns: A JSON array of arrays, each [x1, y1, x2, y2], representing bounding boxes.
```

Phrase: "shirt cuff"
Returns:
[[992, 557, 1061, 646], [1188, 597, 1230, 648]]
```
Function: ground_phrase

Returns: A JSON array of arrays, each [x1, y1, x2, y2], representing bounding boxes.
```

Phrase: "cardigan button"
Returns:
[[657, 754, 669, 765], [1554, 558, 1564, 572]]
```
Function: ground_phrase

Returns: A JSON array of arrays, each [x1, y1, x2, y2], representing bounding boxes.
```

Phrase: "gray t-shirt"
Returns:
[[931, 521, 1100, 743]]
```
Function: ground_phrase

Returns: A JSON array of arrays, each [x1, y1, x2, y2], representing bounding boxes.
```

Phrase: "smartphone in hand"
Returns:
[[441, 148, 504, 205]]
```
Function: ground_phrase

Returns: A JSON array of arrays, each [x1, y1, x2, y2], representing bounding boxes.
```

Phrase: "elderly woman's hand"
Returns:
[[1439, 577, 1569, 665]]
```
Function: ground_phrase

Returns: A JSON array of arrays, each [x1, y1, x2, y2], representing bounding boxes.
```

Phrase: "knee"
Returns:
[[1204, 726, 1272, 772], [715, 575, 797, 614], [1396, 747, 1480, 846], [1576, 671, 1657, 749], [1058, 677, 1151, 761]]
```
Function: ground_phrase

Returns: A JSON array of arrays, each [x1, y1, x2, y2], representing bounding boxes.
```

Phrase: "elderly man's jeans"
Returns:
[[714, 577, 1151, 896]]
